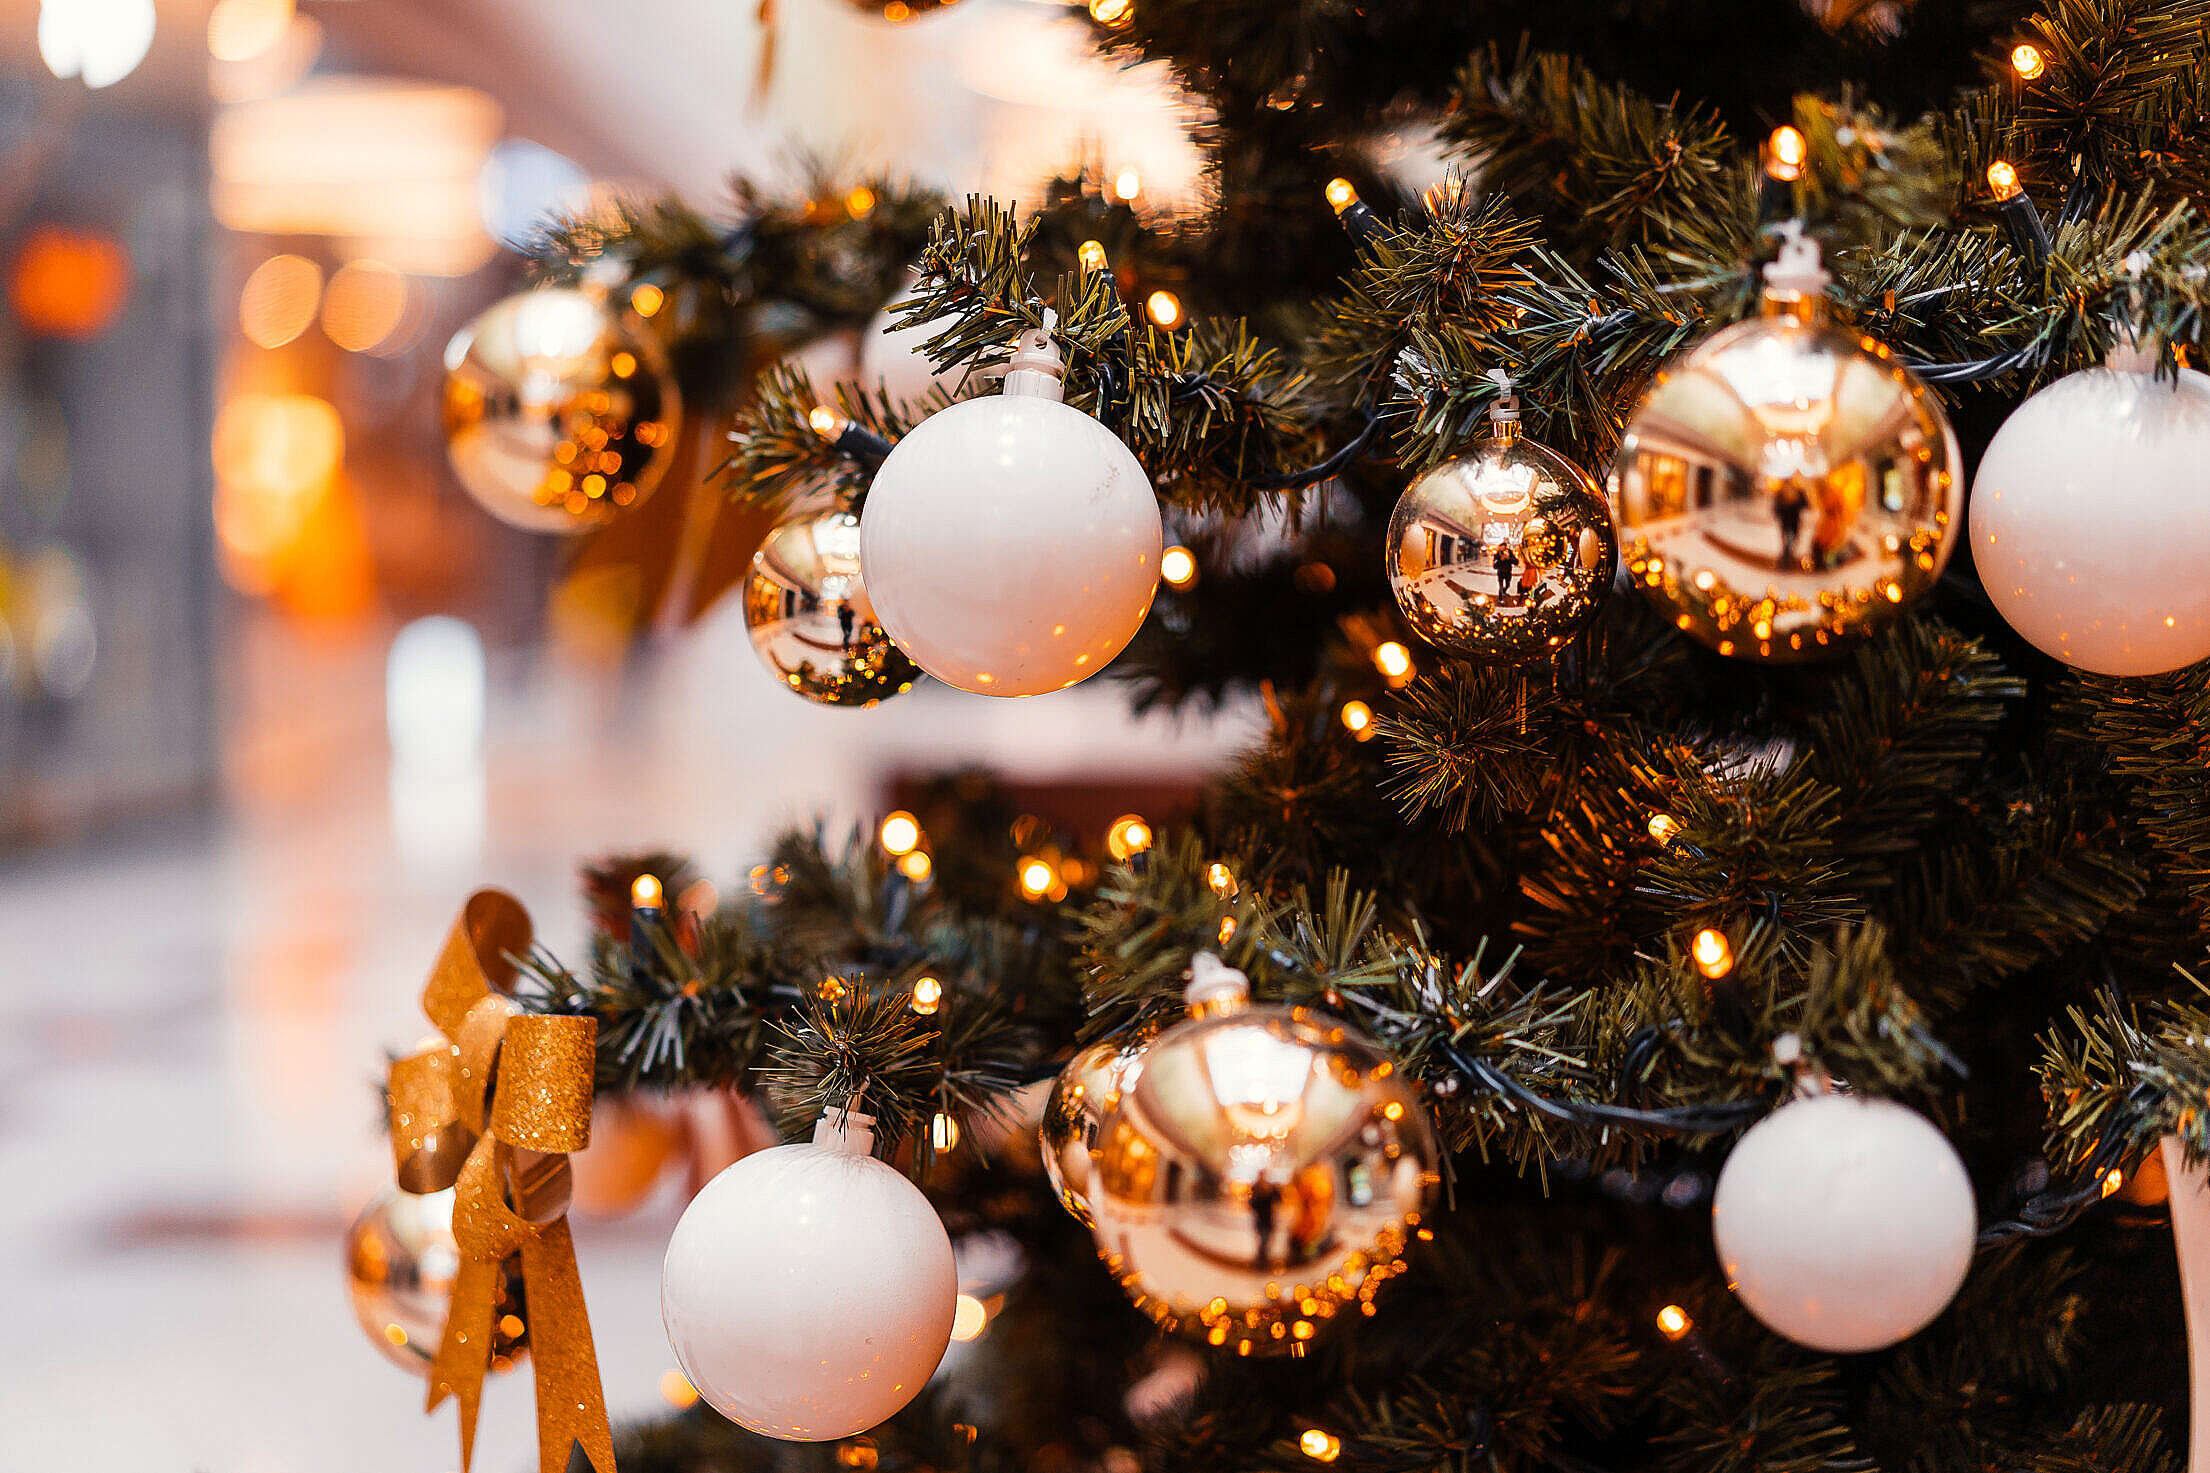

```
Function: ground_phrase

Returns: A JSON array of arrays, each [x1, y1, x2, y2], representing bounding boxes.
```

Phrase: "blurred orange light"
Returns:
[[1986, 160, 2021, 199], [845, 186, 877, 218], [1766, 125, 1807, 182], [1691, 927, 1735, 980], [8, 225, 131, 340], [659, 1370, 698, 1407], [1113, 168, 1142, 202], [208, 0, 294, 61], [2011, 43, 2045, 80], [1145, 290, 1183, 328], [321, 258, 406, 352]]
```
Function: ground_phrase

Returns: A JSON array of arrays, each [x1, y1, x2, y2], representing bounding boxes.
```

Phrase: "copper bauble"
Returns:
[[1040, 1035, 1149, 1227], [744, 494, 922, 706], [442, 287, 681, 533], [345, 1186, 527, 1374]]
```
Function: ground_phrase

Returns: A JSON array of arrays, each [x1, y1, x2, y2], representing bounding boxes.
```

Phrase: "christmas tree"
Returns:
[[366, 1, 2210, 1469]]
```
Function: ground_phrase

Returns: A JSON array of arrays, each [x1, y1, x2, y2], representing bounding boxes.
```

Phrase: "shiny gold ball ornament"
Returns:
[[442, 286, 681, 533], [1087, 955, 1439, 1353], [744, 493, 922, 706], [1040, 1034, 1151, 1227], [1387, 372, 1615, 659], [1608, 231, 1960, 660], [345, 1185, 527, 1375]]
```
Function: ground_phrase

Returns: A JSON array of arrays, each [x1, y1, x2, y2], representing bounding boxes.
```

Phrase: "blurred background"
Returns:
[[0, 2, 1254, 1465]]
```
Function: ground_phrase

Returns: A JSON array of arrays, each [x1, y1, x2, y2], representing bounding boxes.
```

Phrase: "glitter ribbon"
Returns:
[[386, 890, 615, 1473]]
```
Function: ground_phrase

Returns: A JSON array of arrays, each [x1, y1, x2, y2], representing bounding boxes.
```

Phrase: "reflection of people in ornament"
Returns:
[[836, 598, 856, 651], [1774, 480, 1808, 566], [1492, 539, 1518, 598], [1249, 1178, 1280, 1268]]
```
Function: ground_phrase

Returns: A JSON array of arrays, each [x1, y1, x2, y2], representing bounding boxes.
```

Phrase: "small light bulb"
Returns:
[[911, 975, 942, 1014], [1078, 239, 1109, 272], [1145, 290, 1183, 328], [2011, 42, 2045, 80], [1088, 0, 1133, 24], [950, 1293, 988, 1341], [819, 975, 848, 1002], [1691, 927, 1735, 980], [932, 1112, 961, 1153], [1299, 1428, 1342, 1462], [1766, 125, 1807, 182], [879, 810, 922, 856], [1107, 814, 1153, 861], [1217, 915, 1237, 944], [844, 185, 877, 218], [1340, 699, 1375, 739], [1656, 1304, 1692, 1340], [659, 1369, 698, 1406], [2102, 1167, 2125, 1198], [1324, 178, 1358, 214], [1648, 813, 1681, 847], [1373, 640, 1413, 684], [809, 405, 847, 438], [1986, 159, 2021, 199], [1019, 857, 1056, 899], [630, 282, 665, 318], [631, 873, 663, 907], [1113, 168, 1142, 202], [1206, 862, 1236, 895], [1160, 545, 1197, 587], [898, 850, 933, 882]]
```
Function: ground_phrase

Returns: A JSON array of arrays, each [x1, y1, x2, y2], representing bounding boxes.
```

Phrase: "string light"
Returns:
[[1113, 168, 1142, 202], [2102, 1167, 2125, 1198], [1206, 862, 1236, 895], [1373, 640, 1414, 685], [659, 1369, 698, 1407], [932, 1112, 961, 1153], [836, 1439, 880, 1471], [1691, 928, 1735, 980], [808, 405, 847, 438], [2011, 42, 2046, 80], [911, 975, 943, 1015], [1217, 915, 1237, 944], [631, 873, 663, 907], [1146, 290, 1183, 328], [1019, 856, 1057, 899], [898, 850, 933, 882], [1986, 159, 2022, 200], [1324, 178, 1359, 214], [844, 185, 877, 218], [879, 810, 922, 856], [1160, 545, 1198, 587], [238, 253, 322, 348], [1299, 1428, 1342, 1463], [1107, 814, 1154, 861], [1088, 0, 1133, 25], [630, 282, 665, 318], [1078, 239, 1109, 272], [1656, 1304, 1692, 1340], [950, 1293, 988, 1341], [321, 259, 406, 353], [1648, 813, 1681, 846], [1340, 699, 1375, 740], [1765, 125, 1807, 182]]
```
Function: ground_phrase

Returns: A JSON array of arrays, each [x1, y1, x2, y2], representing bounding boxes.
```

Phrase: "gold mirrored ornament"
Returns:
[[1040, 1034, 1151, 1227], [1088, 956, 1438, 1354], [345, 1185, 528, 1375], [1608, 233, 1960, 661], [442, 287, 681, 534], [744, 494, 923, 706], [1387, 380, 1615, 659]]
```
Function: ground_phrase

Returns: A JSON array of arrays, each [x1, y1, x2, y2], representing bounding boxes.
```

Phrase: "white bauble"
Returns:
[[859, 333, 1161, 696], [1712, 1093, 1976, 1353], [1970, 360, 2210, 676], [661, 1112, 956, 1441]]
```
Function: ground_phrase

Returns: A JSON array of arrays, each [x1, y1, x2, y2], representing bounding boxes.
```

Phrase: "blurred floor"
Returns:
[[0, 599, 1259, 1471]]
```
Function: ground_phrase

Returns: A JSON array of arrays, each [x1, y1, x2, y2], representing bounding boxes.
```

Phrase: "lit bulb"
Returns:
[[1019, 857, 1056, 899], [1107, 814, 1153, 861], [1088, 0, 1133, 25], [879, 810, 922, 856], [659, 1369, 698, 1407], [809, 405, 847, 438], [1986, 159, 2021, 200], [1324, 178, 1358, 214], [2011, 42, 2045, 80], [1691, 927, 1734, 980], [1656, 1304, 1692, 1340], [1373, 640, 1413, 684], [1340, 699, 1375, 739], [631, 873, 663, 908], [1299, 1428, 1342, 1463], [1647, 813, 1681, 847], [898, 850, 933, 882], [950, 1293, 987, 1341], [911, 975, 943, 1014], [631, 282, 665, 318], [1078, 239, 1109, 272], [1146, 290, 1184, 329], [1160, 545, 1197, 587], [1113, 168, 1142, 202], [1766, 125, 1807, 182], [1206, 862, 1236, 895], [2102, 1167, 2125, 1198], [844, 186, 877, 218], [932, 1112, 961, 1153]]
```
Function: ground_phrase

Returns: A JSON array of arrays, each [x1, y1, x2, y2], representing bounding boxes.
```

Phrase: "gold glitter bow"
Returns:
[[386, 890, 616, 1473]]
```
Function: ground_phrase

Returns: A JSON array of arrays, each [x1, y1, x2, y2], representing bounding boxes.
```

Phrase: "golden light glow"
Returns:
[[1373, 640, 1414, 684], [1206, 862, 1236, 895], [1766, 125, 1807, 182], [1340, 699, 1375, 739], [1648, 813, 1681, 847], [836, 1441, 880, 1472], [2011, 42, 2046, 80], [932, 1112, 961, 1153], [1986, 159, 2021, 199], [659, 1369, 698, 1407], [8, 225, 131, 340], [239, 253, 323, 348], [1657, 1304, 1692, 1340], [899, 850, 934, 882], [1691, 928, 1735, 980], [1160, 545, 1198, 587], [208, 0, 295, 63], [809, 405, 846, 438], [2102, 1167, 2125, 1198], [630, 282, 665, 318], [631, 873, 663, 908], [383, 1323, 408, 1346], [1078, 239, 1110, 272], [1299, 1428, 1342, 1463], [321, 258, 406, 352], [845, 186, 877, 218], [1146, 290, 1184, 328], [1107, 814, 1154, 861], [911, 975, 943, 1014], [1113, 168, 1142, 202], [1325, 178, 1358, 214], [951, 1293, 988, 1341], [1019, 857, 1057, 899], [879, 810, 922, 856], [1088, 0, 1134, 25], [1218, 915, 1237, 944]]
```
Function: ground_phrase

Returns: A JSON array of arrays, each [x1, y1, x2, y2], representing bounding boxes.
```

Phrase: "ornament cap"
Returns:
[[2105, 333, 2162, 375], [813, 1107, 878, 1156], [1484, 367, 1522, 440], [1184, 952, 1251, 1015], [1762, 223, 1831, 304], [1003, 325, 1067, 402]]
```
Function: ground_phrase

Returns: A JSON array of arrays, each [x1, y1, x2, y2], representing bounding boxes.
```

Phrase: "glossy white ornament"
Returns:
[[1712, 1092, 1976, 1353], [1970, 351, 2210, 676], [661, 1110, 956, 1441], [859, 329, 1162, 696]]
